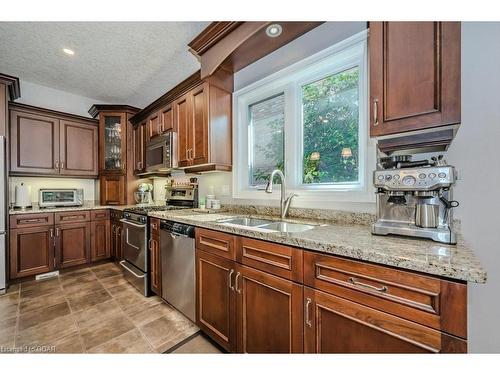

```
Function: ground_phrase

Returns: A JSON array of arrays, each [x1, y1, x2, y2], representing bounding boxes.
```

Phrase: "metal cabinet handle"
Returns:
[[55, 228, 60, 237], [61, 161, 65, 169], [20, 218, 42, 223], [49, 228, 54, 238], [235, 272, 241, 294], [228, 269, 234, 291], [148, 239, 152, 250], [55, 161, 60, 169], [348, 277, 388, 293], [305, 298, 312, 327], [373, 99, 379, 126]]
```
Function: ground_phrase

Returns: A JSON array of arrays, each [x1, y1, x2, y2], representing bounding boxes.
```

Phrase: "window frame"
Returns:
[[233, 30, 375, 204]]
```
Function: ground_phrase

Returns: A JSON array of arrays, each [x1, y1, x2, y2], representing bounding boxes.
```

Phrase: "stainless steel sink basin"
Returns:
[[258, 221, 316, 233], [216, 217, 274, 227], [216, 217, 316, 233]]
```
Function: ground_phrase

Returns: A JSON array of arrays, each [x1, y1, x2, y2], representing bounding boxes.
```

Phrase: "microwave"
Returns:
[[39, 189, 84, 208], [145, 131, 178, 173]]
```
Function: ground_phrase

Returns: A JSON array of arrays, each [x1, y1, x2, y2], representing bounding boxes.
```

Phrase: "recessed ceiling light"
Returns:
[[63, 48, 75, 56], [266, 24, 282, 38]]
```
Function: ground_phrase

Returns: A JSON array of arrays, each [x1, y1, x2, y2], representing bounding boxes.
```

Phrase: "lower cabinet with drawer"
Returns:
[[195, 227, 468, 353], [9, 210, 111, 279]]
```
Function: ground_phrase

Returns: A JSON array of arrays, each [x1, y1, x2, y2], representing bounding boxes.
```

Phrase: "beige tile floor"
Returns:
[[0, 262, 222, 354]]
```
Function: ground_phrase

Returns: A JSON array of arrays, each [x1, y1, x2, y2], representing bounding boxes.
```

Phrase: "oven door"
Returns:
[[145, 132, 177, 172], [120, 219, 147, 272]]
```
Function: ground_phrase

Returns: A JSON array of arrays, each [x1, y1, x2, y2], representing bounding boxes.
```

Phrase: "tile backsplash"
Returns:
[[9, 177, 96, 205]]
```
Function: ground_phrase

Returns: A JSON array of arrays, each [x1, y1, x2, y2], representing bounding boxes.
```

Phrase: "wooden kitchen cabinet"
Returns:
[[146, 111, 161, 141], [55, 222, 91, 269], [9, 225, 55, 279], [91, 219, 111, 261], [370, 22, 461, 137], [99, 174, 126, 205], [133, 120, 146, 174], [303, 287, 445, 353], [59, 119, 98, 176], [9, 103, 99, 177], [196, 249, 237, 352], [175, 92, 191, 167], [160, 104, 174, 132], [236, 265, 303, 353]]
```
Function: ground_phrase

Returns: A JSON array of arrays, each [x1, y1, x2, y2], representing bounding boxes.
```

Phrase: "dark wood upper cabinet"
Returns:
[[133, 121, 146, 174], [9, 103, 99, 178], [59, 120, 98, 177], [146, 111, 161, 141], [191, 84, 209, 166], [370, 22, 461, 137], [175, 93, 191, 168], [9, 225, 54, 279], [160, 104, 173, 133], [55, 222, 91, 269], [10, 109, 60, 175]]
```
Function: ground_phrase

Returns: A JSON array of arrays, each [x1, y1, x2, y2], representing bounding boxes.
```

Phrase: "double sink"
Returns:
[[216, 217, 317, 233]]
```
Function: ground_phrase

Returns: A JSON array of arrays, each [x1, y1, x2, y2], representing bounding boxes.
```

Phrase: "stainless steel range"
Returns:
[[119, 186, 198, 296], [372, 155, 459, 244]]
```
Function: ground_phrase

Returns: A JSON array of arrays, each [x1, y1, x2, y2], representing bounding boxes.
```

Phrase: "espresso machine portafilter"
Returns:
[[372, 155, 459, 244]]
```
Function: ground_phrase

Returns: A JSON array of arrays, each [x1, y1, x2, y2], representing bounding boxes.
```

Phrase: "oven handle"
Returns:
[[119, 260, 145, 279], [120, 219, 146, 228]]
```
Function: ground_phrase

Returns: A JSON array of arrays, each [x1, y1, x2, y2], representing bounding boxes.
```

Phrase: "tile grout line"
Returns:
[[60, 273, 87, 354], [93, 264, 157, 353]]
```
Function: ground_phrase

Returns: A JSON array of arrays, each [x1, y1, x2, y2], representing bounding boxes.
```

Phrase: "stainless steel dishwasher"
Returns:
[[160, 220, 196, 322]]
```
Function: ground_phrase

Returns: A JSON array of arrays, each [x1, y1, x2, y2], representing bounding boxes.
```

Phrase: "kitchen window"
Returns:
[[233, 30, 375, 203]]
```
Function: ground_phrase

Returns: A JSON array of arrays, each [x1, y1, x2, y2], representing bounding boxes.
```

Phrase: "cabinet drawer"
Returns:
[[110, 209, 123, 220], [303, 251, 467, 338], [10, 213, 54, 228], [55, 210, 90, 224], [195, 228, 236, 260], [237, 237, 303, 282], [150, 218, 160, 236], [91, 209, 110, 221]]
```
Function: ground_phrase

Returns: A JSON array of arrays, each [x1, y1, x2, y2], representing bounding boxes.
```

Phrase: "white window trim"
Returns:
[[232, 30, 376, 204]]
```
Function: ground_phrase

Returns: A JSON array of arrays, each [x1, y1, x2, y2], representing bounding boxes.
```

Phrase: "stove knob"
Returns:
[[438, 172, 447, 178], [377, 175, 384, 181], [394, 174, 400, 180], [385, 175, 392, 181], [141, 217, 147, 223], [402, 175, 416, 186], [418, 173, 426, 179], [429, 173, 436, 179]]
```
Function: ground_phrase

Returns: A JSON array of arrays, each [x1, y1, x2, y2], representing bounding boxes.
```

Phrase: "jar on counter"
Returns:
[[211, 199, 221, 210], [205, 195, 215, 209]]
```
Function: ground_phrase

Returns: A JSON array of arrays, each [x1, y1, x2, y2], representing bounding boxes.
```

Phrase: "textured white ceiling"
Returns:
[[0, 22, 209, 108]]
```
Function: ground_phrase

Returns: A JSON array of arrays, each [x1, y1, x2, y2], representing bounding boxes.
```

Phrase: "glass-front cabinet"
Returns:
[[99, 112, 126, 172]]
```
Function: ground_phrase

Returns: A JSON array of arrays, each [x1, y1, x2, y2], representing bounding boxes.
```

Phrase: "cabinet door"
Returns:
[[91, 220, 111, 261], [99, 174, 126, 205], [196, 250, 236, 352], [99, 112, 127, 172], [150, 234, 161, 296], [9, 226, 54, 279], [59, 120, 98, 177], [236, 265, 303, 353], [10, 110, 60, 175], [133, 121, 146, 174], [147, 111, 161, 141], [160, 104, 174, 133], [55, 222, 91, 269], [303, 287, 442, 353], [191, 84, 209, 165], [175, 93, 192, 167], [370, 22, 460, 136]]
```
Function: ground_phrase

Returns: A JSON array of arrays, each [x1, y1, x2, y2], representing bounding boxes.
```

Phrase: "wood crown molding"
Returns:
[[9, 102, 98, 125], [188, 22, 244, 56], [88, 104, 141, 118], [129, 70, 203, 125], [0, 73, 21, 100]]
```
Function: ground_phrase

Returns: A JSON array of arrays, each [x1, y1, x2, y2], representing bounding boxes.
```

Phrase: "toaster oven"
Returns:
[[39, 189, 84, 208]]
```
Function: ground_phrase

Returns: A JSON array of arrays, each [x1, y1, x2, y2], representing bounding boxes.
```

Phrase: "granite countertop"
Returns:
[[9, 201, 133, 214], [149, 209, 487, 284]]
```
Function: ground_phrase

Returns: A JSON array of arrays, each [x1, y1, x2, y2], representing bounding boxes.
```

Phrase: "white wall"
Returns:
[[9, 176, 96, 204], [446, 22, 500, 353], [16, 80, 103, 118]]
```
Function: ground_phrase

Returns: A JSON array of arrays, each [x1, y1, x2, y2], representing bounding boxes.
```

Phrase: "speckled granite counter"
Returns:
[[9, 201, 132, 214], [149, 209, 486, 284]]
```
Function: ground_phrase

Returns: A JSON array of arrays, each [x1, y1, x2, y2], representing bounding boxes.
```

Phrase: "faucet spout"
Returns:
[[265, 169, 296, 219]]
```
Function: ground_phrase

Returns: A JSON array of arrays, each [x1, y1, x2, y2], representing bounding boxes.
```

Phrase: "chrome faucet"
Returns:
[[265, 169, 298, 219]]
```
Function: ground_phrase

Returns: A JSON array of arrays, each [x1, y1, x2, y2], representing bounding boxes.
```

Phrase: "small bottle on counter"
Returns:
[[205, 194, 215, 209]]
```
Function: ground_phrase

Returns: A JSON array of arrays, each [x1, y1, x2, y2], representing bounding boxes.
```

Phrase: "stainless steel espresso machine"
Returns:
[[372, 155, 459, 244]]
